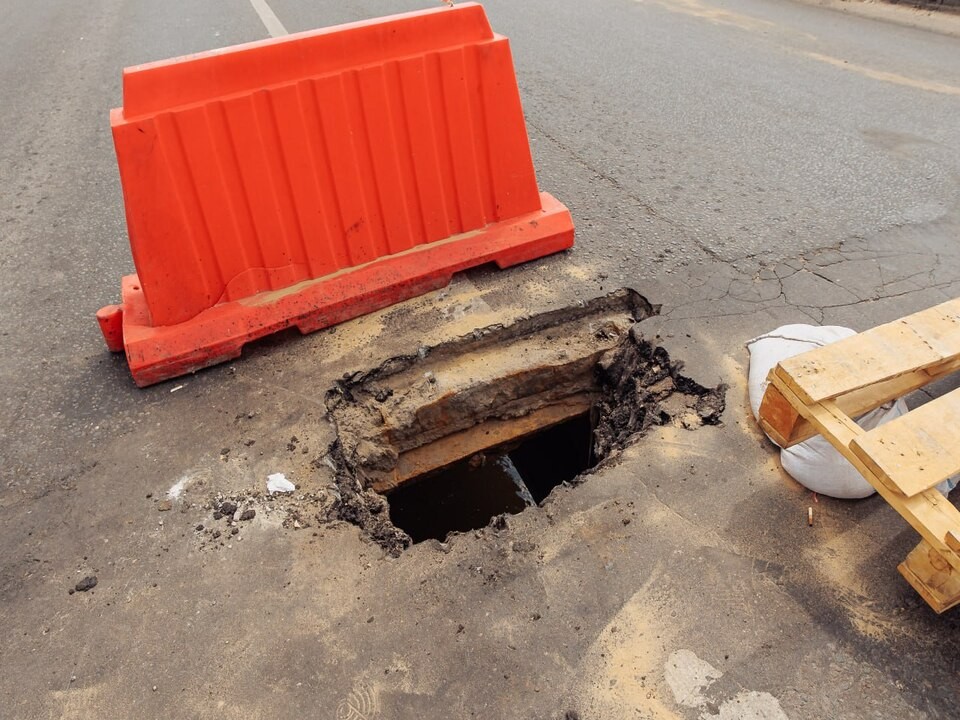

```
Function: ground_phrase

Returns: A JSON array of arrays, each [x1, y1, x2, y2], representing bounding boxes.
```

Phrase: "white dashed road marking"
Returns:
[[249, 0, 288, 37]]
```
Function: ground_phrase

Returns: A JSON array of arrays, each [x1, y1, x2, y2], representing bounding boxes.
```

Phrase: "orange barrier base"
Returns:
[[101, 193, 573, 387]]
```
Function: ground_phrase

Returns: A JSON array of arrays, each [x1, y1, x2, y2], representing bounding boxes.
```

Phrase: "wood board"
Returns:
[[757, 301, 960, 613]]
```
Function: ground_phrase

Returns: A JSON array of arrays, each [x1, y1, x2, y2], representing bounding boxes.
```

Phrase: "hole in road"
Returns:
[[386, 413, 596, 543], [324, 288, 726, 555]]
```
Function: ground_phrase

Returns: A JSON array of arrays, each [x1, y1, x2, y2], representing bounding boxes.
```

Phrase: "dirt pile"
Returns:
[[593, 325, 726, 461]]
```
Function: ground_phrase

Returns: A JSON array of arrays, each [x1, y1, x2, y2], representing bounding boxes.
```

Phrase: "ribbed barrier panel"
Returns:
[[98, 3, 574, 386]]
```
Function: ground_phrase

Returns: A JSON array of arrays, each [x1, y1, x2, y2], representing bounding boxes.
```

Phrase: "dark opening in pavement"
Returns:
[[325, 289, 726, 555], [386, 413, 596, 543]]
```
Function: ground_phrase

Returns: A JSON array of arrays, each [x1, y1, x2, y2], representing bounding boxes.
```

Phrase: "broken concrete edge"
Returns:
[[324, 287, 660, 399], [324, 288, 658, 495], [325, 438, 413, 556], [593, 324, 727, 462], [315, 288, 726, 556]]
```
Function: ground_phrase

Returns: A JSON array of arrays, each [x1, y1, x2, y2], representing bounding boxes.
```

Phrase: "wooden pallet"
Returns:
[[758, 298, 960, 613]]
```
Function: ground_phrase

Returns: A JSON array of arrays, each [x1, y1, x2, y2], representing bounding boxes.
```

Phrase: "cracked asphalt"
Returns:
[[2, 0, 960, 717]]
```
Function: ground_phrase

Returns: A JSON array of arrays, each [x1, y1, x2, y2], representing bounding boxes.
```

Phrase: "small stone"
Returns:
[[219, 501, 238, 516], [239, 509, 256, 521], [75, 576, 97, 592], [152, 685, 157, 692], [195, 524, 204, 532], [230, 527, 239, 536], [213, 512, 222, 521], [157, 500, 172, 512], [212, 530, 222, 539]]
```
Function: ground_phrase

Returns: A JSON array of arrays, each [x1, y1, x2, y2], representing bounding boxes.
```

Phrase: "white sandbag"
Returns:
[[778, 402, 910, 499], [747, 325, 900, 499], [746, 324, 856, 424]]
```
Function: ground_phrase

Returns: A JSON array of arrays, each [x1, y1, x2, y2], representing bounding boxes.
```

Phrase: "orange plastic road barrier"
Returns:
[[98, 3, 574, 386]]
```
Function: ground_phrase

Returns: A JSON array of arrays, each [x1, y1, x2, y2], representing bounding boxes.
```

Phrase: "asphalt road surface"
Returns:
[[2, 0, 960, 718]]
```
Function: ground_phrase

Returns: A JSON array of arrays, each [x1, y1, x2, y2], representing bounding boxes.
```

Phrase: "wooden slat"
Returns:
[[851, 387, 960, 497], [898, 540, 960, 614], [768, 375, 960, 573], [775, 298, 960, 404], [757, 381, 800, 447], [947, 531, 960, 555], [372, 396, 593, 492], [760, 357, 960, 448]]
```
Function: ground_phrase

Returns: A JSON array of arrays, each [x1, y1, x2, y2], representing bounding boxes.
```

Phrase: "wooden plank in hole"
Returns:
[[373, 395, 593, 493], [851, 386, 960, 497]]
